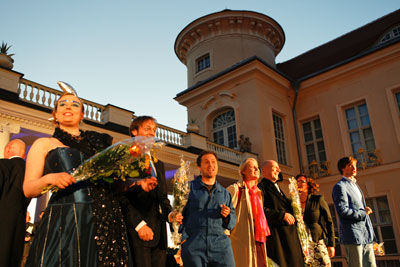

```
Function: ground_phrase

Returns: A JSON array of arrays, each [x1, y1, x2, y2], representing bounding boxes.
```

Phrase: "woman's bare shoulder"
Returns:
[[31, 137, 65, 152]]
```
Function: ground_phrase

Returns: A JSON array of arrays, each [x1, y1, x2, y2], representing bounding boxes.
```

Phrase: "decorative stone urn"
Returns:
[[0, 54, 14, 70], [187, 119, 200, 133], [0, 42, 15, 70]]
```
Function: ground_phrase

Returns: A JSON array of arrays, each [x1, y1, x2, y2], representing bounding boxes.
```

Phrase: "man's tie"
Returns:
[[274, 183, 283, 195], [150, 158, 157, 178]]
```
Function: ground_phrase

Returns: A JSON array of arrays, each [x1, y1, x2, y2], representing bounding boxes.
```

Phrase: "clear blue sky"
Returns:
[[3, 1, 399, 131]]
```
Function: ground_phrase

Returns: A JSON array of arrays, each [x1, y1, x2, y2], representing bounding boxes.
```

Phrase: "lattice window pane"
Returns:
[[346, 103, 375, 154], [212, 109, 237, 149], [367, 196, 398, 254], [273, 113, 287, 165], [227, 125, 237, 149], [213, 130, 224, 145], [196, 54, 211, 73]]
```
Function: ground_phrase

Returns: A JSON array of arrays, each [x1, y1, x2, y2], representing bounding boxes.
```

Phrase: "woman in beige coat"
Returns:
[[227, 158, 272, 267]]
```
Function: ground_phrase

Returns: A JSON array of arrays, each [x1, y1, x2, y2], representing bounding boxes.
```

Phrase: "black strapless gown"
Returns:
[[26, 147, 130, 267]]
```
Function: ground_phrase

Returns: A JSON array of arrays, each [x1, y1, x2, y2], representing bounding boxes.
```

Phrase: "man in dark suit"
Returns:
[[258, 160, 304, 267], [0, 139, 29, 266], [122, 116, 172, 267]]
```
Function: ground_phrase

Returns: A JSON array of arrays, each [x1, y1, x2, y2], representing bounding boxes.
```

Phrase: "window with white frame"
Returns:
[[196, 54, 210, 73], [379, 24, 400, 44], [273, 113, 287, 165], [345, 103, 376, 154], [366, 196, 398, 255], [212, 109, 237, 149], [302, 118, 327, 165], [396, 92, 400, 113]]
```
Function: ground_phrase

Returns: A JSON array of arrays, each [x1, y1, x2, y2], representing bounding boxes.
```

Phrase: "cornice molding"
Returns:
[[175, 11, 285, 64], [0, 109, 53, 132]]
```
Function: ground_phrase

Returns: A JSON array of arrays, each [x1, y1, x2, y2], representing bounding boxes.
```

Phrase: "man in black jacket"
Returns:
[[258, 160, 304, 267], [122, 116, 172, 267], [0, 139, 29, 267]]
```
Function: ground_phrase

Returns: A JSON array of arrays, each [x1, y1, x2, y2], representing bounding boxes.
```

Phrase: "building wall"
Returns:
[[175, 11, 400, 264]]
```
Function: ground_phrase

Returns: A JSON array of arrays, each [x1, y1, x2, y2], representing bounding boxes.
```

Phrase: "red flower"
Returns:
[[146, 167, 152, 175], [129, 144, 141, 157]]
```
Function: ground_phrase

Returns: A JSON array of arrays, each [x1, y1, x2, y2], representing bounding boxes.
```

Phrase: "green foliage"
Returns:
[[0, 42, 14, 57]]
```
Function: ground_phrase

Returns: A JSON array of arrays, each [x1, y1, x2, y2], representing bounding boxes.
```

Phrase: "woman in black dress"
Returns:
[[23, 90, 145, 266], [296, 175, 335, 267]]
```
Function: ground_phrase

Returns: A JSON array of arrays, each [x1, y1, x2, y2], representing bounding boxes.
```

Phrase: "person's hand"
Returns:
[[50, 172, 76, 189], [328, 246, 335, 258], [25, 236, 31, 242], [168, 212, 184, 224], [220, 204, 230, 218], [137, 225, 154, 241], [132, 177, 158, 192], [365, 206, 373, 215], [283, 213, 295, 225]]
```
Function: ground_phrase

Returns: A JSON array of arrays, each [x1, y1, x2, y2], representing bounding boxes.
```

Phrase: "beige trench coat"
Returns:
[[227, 181, 268, 267]]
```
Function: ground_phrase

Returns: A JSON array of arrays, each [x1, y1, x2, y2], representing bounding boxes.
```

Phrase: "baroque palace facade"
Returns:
[[1, 9, 400, 266]]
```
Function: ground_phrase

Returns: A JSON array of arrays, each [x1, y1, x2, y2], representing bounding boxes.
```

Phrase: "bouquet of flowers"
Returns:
[[170, 157, 191, 249], [373, 242, 385, 256], [288, 177, 314, 266], [41, 136, 164, 194]]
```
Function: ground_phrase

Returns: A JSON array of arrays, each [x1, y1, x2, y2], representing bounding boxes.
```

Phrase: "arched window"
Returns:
[[212, 109, 237, 149], [378, 24, 400, 44]]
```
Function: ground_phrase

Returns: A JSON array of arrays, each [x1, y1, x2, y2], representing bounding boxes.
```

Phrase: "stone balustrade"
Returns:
[[17, 78, 256, 165], [156, 125, 185, 146], [18, 78, 104, 123]]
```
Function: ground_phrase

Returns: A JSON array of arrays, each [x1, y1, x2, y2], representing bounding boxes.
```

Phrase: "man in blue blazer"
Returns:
[[332, 156, 376, 267]]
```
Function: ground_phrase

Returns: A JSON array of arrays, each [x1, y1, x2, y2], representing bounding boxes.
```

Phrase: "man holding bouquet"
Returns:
[[175, 150, 236, 267], [121, 116, 172, 267]]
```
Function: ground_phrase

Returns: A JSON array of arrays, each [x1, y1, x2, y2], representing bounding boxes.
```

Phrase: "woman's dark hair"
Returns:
[[296, 174, 319, 195]]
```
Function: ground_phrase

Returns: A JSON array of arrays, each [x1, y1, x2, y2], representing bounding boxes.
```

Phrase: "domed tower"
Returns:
[[174, 10, 291, 167], [175, 9, 285, 87]]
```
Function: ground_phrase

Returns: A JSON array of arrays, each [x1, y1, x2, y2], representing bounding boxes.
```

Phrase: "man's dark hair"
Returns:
[[129, 116, 157, 136], [196, 150, 218, 167], [337, 156, 357, 175]]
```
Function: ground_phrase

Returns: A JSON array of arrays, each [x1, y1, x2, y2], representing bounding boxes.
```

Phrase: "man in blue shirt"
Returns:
[[332, 156, 376, 267], [177, 150, 236, 266]]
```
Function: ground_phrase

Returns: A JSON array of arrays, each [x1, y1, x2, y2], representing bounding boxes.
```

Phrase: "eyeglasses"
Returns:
[[58, 100, 82, 108]]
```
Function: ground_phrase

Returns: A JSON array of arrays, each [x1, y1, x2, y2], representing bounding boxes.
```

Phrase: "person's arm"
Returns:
[[332, 183, 367, 222], [319, 195, 335, 248], [222, 190, 236, 230], [226, 183, 239, 209], [156, 162, 173, 221], [23, 138, 75, 198], [259, 183, 286, 225]]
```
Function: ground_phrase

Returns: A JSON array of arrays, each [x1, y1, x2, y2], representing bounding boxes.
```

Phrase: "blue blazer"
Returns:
[[332, 177, 374, 244]]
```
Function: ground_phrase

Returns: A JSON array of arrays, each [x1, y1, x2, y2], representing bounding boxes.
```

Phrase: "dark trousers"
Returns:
[[132, 245, 167, 267]]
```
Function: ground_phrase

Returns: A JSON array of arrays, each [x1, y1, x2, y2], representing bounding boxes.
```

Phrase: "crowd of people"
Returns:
[[0, 88, 377, 267]]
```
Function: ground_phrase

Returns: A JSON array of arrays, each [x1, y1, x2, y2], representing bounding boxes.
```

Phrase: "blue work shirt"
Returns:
[[181, 176, 236, 267]]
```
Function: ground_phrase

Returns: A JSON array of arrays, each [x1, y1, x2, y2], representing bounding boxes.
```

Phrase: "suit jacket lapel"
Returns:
[[264, 179, 289, 204], [342, 177, 366, 207]]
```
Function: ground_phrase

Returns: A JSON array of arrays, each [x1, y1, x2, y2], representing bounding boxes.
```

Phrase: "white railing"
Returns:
[[18, 79, 105, 123], [206, 141, 243, 164], [17, 79, 251, 165], [156, 125, 185, 146]]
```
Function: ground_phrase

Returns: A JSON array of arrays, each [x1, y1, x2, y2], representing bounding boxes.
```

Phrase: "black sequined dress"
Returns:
[[26, 128, 130, 267]]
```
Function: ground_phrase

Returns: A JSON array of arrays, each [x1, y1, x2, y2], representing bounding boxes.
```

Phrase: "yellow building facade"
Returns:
[[1, 8, 399, 266], [174, 9, 400, 266]]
